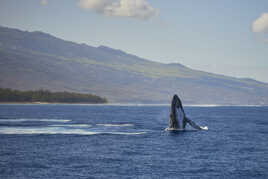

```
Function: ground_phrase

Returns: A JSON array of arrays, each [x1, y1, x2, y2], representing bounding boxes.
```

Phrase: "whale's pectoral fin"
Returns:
[[185, 117, 203, 130]]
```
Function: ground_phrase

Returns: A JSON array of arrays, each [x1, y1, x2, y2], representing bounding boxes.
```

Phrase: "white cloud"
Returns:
[[252, 13, 268, 33], [41, 0, 48, 6], [77, 0, 158, 20]]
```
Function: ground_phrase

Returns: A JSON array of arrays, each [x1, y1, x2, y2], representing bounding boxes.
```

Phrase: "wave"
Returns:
[[40, 103, 169, 106], [0, 127, 146, 135], [185, 104, 267, 107], [50, 124, 91, 127], [0, 119, 71, 122], [96, 123, 134, 127]]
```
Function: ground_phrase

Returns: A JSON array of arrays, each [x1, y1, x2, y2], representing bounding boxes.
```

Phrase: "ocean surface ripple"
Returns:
[[0, 104, 267, 178]]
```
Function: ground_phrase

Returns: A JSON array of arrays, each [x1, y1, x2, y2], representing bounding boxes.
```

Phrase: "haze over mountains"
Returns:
[[0, 26, 268, 104]]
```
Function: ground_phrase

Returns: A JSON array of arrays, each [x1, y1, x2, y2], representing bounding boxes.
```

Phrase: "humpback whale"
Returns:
[[166, 94, 207, 131]]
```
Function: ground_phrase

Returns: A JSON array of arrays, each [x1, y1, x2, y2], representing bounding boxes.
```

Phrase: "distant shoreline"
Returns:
[[0, 102, 266, 107], [0, 102, 107, 105]]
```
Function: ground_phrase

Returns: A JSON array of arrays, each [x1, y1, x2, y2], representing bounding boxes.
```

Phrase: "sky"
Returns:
[[0, 0, 268, 82]]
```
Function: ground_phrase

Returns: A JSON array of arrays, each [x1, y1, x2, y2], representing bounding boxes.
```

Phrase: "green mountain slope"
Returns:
[[0, 26, 268, 104]]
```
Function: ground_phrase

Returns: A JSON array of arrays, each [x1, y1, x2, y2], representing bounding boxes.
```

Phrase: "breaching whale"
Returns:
[[165, 94, 207, 131]]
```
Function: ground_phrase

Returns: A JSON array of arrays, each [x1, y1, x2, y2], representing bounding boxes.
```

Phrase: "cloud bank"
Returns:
[[252, 13, 268, 33], [78, 0, 158, 20]]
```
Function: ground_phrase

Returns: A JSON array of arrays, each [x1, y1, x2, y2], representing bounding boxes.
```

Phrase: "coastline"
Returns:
[[0, 102, 266, 107], [0, 102, 108, 105]]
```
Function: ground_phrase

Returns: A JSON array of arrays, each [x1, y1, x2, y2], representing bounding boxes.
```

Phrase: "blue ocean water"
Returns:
[[0, 104, 267, 179]]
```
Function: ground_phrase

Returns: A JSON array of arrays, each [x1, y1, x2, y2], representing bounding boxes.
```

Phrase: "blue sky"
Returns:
[[0, 0, 268, 82]]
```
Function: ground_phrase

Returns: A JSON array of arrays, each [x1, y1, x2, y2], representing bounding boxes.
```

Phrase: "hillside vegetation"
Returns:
[[0, 88, 107, 103], [0, 26, 268, 104]]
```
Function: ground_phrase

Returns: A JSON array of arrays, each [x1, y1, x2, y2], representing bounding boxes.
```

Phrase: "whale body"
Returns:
[[166, 94, 207, 131]]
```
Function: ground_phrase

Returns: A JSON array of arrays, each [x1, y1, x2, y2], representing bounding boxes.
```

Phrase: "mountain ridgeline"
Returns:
[[0, 26, 268, 105]]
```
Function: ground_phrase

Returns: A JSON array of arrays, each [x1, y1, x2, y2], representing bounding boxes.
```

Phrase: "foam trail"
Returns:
[[96, 124, 134, 127], [50, 124, 91, 127], [0, 127, 145, 135], [0, 119, 71, 122]]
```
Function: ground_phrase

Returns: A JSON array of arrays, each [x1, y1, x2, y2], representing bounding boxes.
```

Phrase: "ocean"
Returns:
[[0, 104, 267, 178]]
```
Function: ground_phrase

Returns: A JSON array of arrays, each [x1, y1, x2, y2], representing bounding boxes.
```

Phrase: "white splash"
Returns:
[[165, 127, 184, 131], [165, 126, 208, 131], [200, 126, 208, 130]]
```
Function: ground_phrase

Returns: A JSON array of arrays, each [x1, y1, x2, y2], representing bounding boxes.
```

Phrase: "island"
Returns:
[[0, 88, 108, 104]]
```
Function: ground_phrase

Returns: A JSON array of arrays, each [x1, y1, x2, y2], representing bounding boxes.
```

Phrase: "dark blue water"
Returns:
[[0, 104, 267, 178]]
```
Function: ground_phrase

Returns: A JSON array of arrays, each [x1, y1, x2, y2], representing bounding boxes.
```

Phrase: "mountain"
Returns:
[[0, 26, 268, 104]]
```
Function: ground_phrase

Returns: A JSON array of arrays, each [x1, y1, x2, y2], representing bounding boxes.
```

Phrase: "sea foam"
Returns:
[[0, 119, 71, 122], [0, 127, 145, 135], [96, 123, 134, 127]]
